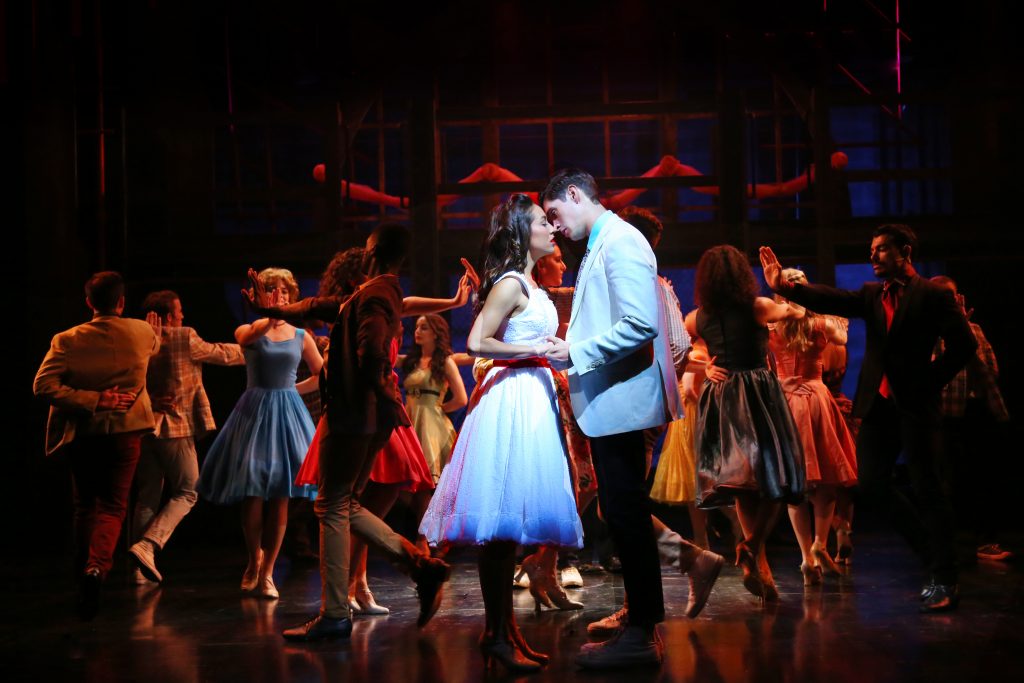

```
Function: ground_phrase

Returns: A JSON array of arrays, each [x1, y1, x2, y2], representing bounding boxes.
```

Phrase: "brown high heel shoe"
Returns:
[[520, 554, 584, 611], [508, 617, 549, 664], [757, 550, 780, 602], [479, 638, 542, 673], [735, 542, 766, 602], [835, 525, 854, 565], [812, 541, 842, 577], [240, 549, 264, 593], [800, 562, 823, 587]]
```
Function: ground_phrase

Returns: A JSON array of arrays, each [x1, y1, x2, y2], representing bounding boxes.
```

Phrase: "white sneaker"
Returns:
[[129, 539, 163, 583], [560, 566, 584, 588]]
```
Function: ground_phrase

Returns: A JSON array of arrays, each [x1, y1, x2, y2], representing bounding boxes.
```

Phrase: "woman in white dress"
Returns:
[[419, 193, 583, 673]]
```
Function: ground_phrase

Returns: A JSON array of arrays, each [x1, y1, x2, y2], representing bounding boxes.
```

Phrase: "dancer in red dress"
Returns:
[[769, 268, 858, 586]]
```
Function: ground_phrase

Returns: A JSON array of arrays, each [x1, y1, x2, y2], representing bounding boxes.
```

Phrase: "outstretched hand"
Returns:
[[460, 257, 481, 290], [955, 293, 974, 321], [145, 310, 163, 338], [759, 246, 784, 291], [450, 259, 481, 308], [241, 268, 272, 310], [453, 273, 474, 307]]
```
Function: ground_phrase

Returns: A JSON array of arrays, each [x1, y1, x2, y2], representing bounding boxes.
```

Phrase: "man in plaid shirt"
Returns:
[[931, 276, 1012, 563], [128, 290, 245, 584]]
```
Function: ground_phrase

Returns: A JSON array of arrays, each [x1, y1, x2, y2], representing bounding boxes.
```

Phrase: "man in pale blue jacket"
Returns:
[[543, 169, 685, 669]]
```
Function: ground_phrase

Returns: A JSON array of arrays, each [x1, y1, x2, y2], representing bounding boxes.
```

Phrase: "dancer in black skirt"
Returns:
[[693, 245, 806, 603]]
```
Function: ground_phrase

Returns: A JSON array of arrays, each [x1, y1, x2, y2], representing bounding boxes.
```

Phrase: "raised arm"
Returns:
[[243, 267, 342, 325], [234, 320, 277, 347], [188, 329, 245, 366], [246, 295, 342, 327], [754, 296, 805, 325], [823, 316, 849, 345], [402, 277, 470, 317], [760, 246, 867, 319], [402, 258, 479, 318], [467, 278, 552, 359]]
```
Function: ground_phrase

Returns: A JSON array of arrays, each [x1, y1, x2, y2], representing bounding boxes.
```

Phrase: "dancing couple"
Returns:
[[421, 168, 711, 671]]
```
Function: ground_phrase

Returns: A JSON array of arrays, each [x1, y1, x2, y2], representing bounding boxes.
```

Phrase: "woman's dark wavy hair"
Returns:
[[401, 314, 453, 380], [318, 247, 365, 299], [476, 193, 536, 313], [694, 245, 760, 314]]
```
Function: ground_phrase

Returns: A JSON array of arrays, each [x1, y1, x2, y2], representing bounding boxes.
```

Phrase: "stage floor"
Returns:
[[4, 532, 1023, 682]]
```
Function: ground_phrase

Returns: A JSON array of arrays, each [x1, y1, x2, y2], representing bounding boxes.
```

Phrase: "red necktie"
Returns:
[[878, 281, 901, 399]]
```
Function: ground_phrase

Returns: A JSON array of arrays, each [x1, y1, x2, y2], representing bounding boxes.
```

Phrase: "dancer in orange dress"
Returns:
[[769, 268, 858, 586]]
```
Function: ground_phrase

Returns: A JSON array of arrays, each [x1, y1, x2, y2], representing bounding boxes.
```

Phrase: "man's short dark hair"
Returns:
[[872, 223, 918, 257], [84, 271, 124, 313], [142, 290, 180, 318], [540, 167, 601, 205], [369, 223, 410, 269], [619, 206, 663, 249]]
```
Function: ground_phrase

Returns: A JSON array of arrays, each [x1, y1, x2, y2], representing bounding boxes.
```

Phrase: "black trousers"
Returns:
[[856, 396, 958, 584], [941, 400, 1007, 546], [590, 430, 664, 627]]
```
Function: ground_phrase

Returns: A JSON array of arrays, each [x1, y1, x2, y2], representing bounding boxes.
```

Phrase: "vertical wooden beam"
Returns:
[[409, 84, 439, 297], [94, 0, 106, 269], [323, 102, 341, 233], [772, 78, 785, 222], [658, 22, 678, 236], [717, 88, 747, 249], [377, 97, 386, 222], [810, 87, 837, 285], [481, 78, 501, 226]]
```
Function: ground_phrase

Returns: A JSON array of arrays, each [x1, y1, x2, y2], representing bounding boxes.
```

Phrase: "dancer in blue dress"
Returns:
[[419, 194, 583, 673], [198, 267, 322, 600]]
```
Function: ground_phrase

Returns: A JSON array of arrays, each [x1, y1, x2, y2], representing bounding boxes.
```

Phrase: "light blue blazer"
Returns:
[[566, 213, 683, 437]]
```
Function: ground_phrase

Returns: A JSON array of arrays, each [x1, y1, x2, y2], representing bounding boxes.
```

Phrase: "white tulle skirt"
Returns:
[[419, 364, 583, 548]]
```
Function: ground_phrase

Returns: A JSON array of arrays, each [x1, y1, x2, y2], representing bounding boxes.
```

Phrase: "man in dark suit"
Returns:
[[254, 224, 450, 642], [33, 271, 161, 619], [760, 224, 976, 612]]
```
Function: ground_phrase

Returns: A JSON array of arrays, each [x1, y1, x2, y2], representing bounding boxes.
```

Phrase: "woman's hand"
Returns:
[[705, 356, 728, 383], [452, 273, 473, 307], [460, 257, 481, 290], [759, 246, 785, 291]]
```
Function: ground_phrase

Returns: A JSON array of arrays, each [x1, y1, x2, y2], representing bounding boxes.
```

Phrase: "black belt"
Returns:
[[407, 388, 441, 398]]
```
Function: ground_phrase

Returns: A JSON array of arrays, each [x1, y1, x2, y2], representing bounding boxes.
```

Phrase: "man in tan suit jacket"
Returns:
[[33, 271, 160, 619]]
